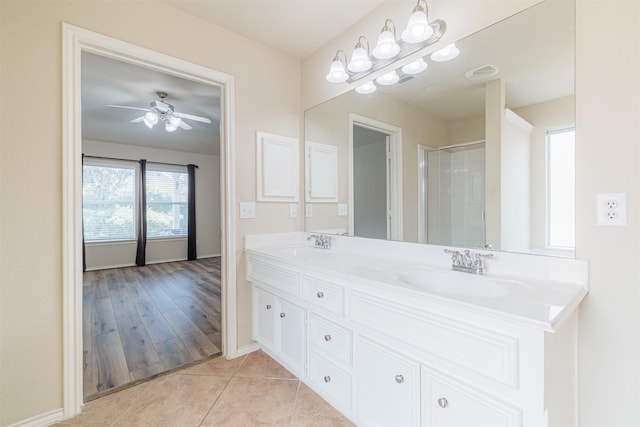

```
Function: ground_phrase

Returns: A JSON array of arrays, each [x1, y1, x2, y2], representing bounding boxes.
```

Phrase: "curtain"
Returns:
[[81, 154, 87, 272], [187, 164, 197, 260], [135, 159, 147, 266]]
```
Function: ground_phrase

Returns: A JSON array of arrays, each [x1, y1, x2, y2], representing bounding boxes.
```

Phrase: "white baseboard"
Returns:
[[230, 342, 261, 358], [85, 255, 221, 271], [7, 408, 63, 427]]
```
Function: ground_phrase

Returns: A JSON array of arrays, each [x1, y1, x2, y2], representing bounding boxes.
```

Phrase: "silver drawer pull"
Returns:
[[324, 334, 332, 342], [316, 291, 324, 298], [324, 375, 331, 383], [266, 304, 272, 310], [280, 313, 286, 318], [395, 375, 404, 384], [437, 397, 448, 408]]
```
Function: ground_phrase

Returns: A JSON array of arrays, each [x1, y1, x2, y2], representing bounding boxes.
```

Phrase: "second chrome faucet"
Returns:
[[444, 248, 493, 274]]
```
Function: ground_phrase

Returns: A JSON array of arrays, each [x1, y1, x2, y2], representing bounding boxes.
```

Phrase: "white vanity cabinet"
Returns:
[[246, 247, 582, 427]]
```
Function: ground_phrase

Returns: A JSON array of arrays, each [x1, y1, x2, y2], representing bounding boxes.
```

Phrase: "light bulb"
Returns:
[[401, 8, 433, 43], [372, 27, 400, 60], [355, 81, 377, 94], [348, 47, 372, 73], [376, 70, 399, 86], [402, 57, 428, 75], [326, 57, 349, 83], [430, 43, 460, 62]]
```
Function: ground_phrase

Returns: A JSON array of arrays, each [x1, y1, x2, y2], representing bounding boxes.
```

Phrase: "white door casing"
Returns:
[[62, 23, 237, 417]]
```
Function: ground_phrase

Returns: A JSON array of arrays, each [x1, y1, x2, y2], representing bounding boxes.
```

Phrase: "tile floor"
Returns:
[[56, 350, 355, 426]]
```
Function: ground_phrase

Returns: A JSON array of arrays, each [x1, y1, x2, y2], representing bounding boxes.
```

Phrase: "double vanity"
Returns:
[[245, 232, 588, 427]]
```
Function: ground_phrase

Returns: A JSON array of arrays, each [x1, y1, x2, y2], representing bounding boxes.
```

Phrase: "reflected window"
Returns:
[[546, 126, 575, 249]]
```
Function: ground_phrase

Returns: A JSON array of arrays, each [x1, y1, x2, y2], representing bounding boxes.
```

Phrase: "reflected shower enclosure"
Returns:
[[423, 142, 485, 248]]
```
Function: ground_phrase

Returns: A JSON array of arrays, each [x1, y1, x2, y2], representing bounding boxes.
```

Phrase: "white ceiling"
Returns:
[[160, 0, 388, 59]]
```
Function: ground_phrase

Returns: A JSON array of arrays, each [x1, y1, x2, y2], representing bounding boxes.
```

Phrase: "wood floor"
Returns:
[[83, 258, 222, 400]]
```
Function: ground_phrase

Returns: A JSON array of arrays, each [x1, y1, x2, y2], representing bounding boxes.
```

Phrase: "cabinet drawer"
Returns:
[[248, 257, 300, 296], [309, 314, 352, 365], [302, 275, 344, 316], [351, 292, 519, 387], [422, 367, 522, 427], [308, 352, 352, 409]]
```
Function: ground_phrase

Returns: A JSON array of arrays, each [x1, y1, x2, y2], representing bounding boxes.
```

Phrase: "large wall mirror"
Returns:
[[304, 0, 575, 258]]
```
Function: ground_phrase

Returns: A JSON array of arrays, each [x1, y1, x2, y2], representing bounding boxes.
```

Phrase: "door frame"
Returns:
[[348, 113, 403, 241], [62, 24, 237, 417]]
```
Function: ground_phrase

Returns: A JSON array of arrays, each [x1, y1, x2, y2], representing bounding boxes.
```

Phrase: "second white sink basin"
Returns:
[[393, 267, 529, 298]]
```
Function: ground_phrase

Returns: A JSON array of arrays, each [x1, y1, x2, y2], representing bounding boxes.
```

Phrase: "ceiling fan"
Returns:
[[107, 91, 212, 132]]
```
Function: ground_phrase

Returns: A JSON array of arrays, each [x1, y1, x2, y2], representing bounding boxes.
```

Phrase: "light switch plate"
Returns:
[[239, 202, 256, 219], [338, 203, 348, 217], [305, 204, 313, 218], [289, 203, 298, 218]]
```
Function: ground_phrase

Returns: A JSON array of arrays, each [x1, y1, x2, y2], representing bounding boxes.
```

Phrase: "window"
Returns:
[[146, 168, 188, 238], [83, 163, 136, 241], [547, 126, 575, 249]]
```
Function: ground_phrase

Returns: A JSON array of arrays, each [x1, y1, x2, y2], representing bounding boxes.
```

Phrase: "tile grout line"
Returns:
[[196, 353, 250, 426]]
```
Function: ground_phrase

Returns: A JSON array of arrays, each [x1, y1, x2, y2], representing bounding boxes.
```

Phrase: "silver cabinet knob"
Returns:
[[395, 375, 404, 384], [280, 313, 286, 318], [317, 291, 324, 298], [266, 304, 271, 310], [438, 397, 448, 408], [324, 375, 331, 383], [324, 334, 332, 341]]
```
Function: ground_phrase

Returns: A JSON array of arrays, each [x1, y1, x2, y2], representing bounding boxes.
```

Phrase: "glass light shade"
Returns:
[[168, 116, 182, 127], [376, 70, 400, 86], [348, 47, 372, 73], [355, 81, 377, 94], [430, 43, 460, 62], [142, 117, 155, 129], [372, 30, 400, 60], [144, 111, 158, 125], [165, 122, 178, 132], [402, 57, 428, 75], [401, 10, 433, 43], [326, 59, 349, 83]]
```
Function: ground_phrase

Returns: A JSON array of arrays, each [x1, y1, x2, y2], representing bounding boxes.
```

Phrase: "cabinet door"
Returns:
[[278, 298, 306, 375], [422, 368, 521, 427], [357, 338, 420, 427], [253, 287, 276, 351]]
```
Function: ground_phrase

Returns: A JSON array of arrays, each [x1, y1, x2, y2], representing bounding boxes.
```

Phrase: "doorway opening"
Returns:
[[349, 114, 403, 241], [62, 24, 237, 417]]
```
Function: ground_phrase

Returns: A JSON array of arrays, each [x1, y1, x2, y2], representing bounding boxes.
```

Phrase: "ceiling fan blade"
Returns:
[[130, 116, 144, 123], [106, 104, 150, 112], [178, 121, 193, 130], [173, 111, 212, 124]]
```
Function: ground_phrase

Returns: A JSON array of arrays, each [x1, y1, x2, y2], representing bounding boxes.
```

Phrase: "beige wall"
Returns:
[[0, 0, 301, 424]]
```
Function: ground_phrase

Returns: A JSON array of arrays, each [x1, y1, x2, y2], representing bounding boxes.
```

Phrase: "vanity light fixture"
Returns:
[[355, 80, 377, 94], [430, 43, 460, 62], [372, 20, 401, 60], [348, 36, 373, 73], [326, 50, 350, 83], [325, 0, 447, 89], [401, 0, 434, 44], [376, 70, 400, 86], [401, 57, 428, 75]]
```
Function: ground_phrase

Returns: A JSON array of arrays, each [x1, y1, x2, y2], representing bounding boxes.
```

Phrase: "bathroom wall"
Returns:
[[0, 1, 301, 424]]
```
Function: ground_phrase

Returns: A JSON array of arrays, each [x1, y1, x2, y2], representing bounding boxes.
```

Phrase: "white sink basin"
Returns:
[[393, 267, 529, 298]]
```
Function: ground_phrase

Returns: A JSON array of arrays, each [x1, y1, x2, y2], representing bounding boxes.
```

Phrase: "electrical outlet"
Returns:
[[305, 204, 313, 218], [289, 203, 298, 218], [597, 193, 627, 226], [338, 203, 348, 217], [239, 202, 256, 219]]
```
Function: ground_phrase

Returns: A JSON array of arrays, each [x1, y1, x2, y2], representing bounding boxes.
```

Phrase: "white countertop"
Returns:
[[246, 232, 588, 332]]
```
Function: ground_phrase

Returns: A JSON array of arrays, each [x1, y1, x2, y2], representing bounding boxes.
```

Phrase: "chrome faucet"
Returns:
[[444, 248, 493, 274], [307, 234, 332, 249]]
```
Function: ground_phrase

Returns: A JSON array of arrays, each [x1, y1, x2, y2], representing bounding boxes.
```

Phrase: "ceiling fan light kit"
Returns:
[[325, 0, 457, 94], [107, 91, 211, 132]]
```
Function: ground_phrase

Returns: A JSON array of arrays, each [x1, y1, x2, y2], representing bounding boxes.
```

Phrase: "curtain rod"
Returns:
[[82, 154, 198, 169]]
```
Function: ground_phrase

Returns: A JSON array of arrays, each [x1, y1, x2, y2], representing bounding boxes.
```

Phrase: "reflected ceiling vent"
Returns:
[[464, 64, 499, 81], [398, 74, 415, 84]]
